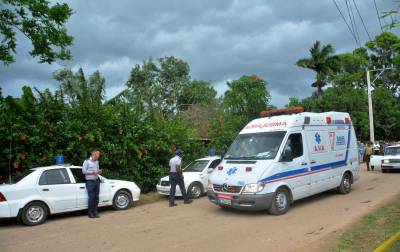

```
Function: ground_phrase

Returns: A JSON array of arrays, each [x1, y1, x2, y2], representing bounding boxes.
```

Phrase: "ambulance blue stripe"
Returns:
[[258, 125, 352, 183]]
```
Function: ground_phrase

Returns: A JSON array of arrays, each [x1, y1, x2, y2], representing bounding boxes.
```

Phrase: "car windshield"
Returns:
[[225, 131, 286, 160], [184, 160, 209, 172], [385, 147, 400, 156], [11, 169, 35, 184]]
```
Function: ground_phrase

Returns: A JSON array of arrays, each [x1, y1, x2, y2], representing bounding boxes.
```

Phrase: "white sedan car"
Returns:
[[156, 156, 221, 199], [0, 165, 141, 226]]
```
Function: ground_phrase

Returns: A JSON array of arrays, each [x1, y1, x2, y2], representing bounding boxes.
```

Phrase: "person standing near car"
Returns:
[[364, 142, 374, 171], [82, 150, 102, 218], [169, 148, 192, 207]]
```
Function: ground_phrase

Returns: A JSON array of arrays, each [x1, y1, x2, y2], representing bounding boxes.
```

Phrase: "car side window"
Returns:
[[39, 168, 71, 185], [209, 159, 221, 169], [70, 168, 86, 183], [283, 133, 303, 159]]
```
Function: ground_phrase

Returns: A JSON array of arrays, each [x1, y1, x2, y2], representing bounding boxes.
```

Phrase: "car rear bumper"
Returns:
[[207, 190, 273, 211], [0, 201, 11, 218]]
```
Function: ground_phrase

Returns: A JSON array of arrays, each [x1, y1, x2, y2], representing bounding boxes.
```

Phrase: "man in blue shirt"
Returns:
[[82, 150, 102, 218], [169, 149, 192, 207]]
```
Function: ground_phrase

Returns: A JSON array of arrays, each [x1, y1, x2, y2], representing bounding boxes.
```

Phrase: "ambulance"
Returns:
[[207, 107, 360, 214]]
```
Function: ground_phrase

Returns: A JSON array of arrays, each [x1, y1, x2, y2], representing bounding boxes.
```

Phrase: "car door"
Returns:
[[279, 132, 310, 200], [306, 129, 335, 193], [70, 168, 112, 208], [69, 168, 88, 208], [202, 159, 221, 188], [37, 168, 77, 212]]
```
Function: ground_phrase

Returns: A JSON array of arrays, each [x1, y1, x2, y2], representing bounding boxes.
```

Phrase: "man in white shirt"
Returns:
[[82, 150, 102, 218], [169, 149, 192, 207]]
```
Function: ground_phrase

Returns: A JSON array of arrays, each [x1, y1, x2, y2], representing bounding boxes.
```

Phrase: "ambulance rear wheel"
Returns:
[[268, 188, 290, 215], [337, 172, 351, 194]]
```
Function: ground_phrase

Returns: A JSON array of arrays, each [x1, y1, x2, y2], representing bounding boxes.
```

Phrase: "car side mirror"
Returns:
[[207, 168, 214, 173], [280, 149, 293, 162]]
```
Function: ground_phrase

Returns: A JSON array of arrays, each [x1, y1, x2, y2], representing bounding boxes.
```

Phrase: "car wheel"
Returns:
[[268, 187, 290, 215], [112, 190, 132, 210], [337, 172, 352, 194], [21, 202, 48, 226], [188, 182, 203, 199]]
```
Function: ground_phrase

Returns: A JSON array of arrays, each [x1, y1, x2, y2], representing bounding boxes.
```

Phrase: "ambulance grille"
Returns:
[[213, 184, 242, 194]]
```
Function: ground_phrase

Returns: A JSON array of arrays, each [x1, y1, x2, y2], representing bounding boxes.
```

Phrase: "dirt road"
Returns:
[[1, 165, 399, 252]]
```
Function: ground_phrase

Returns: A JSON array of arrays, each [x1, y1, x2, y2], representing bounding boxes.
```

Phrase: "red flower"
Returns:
[[20, 135, 28, 141], [13, 163, 20, 170]]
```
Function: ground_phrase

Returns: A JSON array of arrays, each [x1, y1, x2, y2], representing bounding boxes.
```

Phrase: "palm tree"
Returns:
[[296, 41, 338, 98]]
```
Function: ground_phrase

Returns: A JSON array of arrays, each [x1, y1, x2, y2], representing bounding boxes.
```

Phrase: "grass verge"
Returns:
[[136, 191, 166, 206], [328, 196, 400, 252]]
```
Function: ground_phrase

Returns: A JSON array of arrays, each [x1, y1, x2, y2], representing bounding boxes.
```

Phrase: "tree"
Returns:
[[372, 87, 400, 140], [296, 41, 339, 97], [177, 80, 217, 110], [223, 75, 270, 122], [366, 32, 400, 95], [53, 68, 105, 108], [126, 56, 191, 116], [0, 0, 73, 65]]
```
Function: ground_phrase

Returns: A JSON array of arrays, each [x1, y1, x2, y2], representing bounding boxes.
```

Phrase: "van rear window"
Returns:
[[225, 131, 286, 160]]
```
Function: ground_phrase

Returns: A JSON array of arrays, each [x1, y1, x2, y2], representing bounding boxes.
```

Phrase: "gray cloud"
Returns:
[[1, 0, 399, 106]]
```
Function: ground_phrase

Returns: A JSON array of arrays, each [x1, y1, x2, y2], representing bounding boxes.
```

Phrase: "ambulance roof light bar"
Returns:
[[260, 106, 304, 118]]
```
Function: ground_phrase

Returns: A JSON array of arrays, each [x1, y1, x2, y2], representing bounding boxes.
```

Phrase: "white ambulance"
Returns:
[[207, 108, 360, 215]]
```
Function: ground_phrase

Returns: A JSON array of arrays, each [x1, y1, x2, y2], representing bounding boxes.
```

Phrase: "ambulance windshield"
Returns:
[[225, 131, 286, 160]]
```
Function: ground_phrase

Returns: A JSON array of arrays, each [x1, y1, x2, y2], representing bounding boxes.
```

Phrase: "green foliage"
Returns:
[[0, 0, 73, 65], [178, 80, 217, 109], [223, 75, 270, 122], [125, 56, 191, 116], [372, 87, 400, 140], [366, 32, 400, 94]]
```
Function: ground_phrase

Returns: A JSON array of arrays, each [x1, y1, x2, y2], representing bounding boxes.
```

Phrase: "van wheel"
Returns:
[[268, 188, 290, 215], [21, 202, 48, 226], [188, 182, 203, 199], [337, 173, 351, 194], [113, 190, 132, 210]]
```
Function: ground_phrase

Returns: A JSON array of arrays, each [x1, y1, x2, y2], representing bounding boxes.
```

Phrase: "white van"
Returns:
[[207, 109, 360, 214]]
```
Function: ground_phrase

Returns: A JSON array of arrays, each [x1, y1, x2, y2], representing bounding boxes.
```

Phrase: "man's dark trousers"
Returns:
[[169, 172, 188, 205], [86, 179, 100, 216]]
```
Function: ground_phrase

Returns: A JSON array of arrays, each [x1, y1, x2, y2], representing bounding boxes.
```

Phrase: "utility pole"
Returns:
[[366, 65, 395, 143]]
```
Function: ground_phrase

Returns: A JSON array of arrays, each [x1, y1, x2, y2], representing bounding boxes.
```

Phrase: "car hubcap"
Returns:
[[276, 192, 287, 211], [191, 185, 201, 198], [116, 194, 129, 208], [27, 206, 44, 223]]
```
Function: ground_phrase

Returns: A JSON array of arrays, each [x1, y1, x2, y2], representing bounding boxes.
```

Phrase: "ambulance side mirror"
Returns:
[[280, 149, 293, 162]]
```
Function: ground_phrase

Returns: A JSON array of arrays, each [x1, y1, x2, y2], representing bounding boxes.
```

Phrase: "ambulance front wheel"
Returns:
[[268, 187, 290, 215]]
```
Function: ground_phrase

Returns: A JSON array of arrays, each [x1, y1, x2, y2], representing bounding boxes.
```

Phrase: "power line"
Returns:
[[373, 0, 384, 32], [353, 0, 372, 41], [348, 0, 361, 46], [332, 0, 359, 47], [345, 0, 360, 47]]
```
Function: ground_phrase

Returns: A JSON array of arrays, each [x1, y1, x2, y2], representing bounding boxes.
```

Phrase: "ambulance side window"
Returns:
[[284, 133, 303, 159]]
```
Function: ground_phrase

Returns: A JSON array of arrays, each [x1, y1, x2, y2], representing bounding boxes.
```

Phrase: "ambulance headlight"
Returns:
[[207, 180, 213, 190], [383, 159, 390, 164], [242, 183, 265, 194]]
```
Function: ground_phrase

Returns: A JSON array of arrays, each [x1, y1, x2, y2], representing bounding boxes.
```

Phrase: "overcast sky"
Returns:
[[0, 0, 398, 107]]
